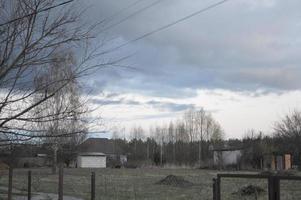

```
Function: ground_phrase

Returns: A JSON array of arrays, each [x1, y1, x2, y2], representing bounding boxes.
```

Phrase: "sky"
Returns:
[[79, 0, 301, 138]]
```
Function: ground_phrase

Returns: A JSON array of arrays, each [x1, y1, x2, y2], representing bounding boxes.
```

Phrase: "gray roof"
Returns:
[[78, 152, 106, 156]]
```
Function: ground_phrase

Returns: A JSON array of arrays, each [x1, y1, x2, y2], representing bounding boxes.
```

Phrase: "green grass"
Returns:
[[0, 168, 300, 200]]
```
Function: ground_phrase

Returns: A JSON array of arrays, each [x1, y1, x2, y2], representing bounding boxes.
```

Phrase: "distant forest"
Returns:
[[110, 109, 301, 168]]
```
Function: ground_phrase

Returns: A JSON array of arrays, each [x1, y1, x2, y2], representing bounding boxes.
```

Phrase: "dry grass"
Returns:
[[0, 168, 300, 200]]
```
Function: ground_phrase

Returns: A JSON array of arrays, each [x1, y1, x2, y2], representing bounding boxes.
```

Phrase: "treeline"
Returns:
[[113, 138, 218, 166], [112, 109, 301, 168], [112, 108, 224, 166]]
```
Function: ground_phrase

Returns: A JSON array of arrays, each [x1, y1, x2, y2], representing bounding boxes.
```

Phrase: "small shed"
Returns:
[[213, 147, 242, 169], [77, 138, 127, 168], [77, 152, 106, 168], [262, 153, 292, 171]]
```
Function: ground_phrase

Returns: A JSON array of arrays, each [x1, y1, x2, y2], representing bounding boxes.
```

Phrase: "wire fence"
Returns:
[[0, 167, 215, 200], [280, 180, 301, 200], [213, 173, 301, 200], [219, 177, 268, 200], [3, 168, 301, 200]]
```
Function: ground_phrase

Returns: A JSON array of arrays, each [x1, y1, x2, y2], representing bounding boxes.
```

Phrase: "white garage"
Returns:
[[77, 152, 106, 168]]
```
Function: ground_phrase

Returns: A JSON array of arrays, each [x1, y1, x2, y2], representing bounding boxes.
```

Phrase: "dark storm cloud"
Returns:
[[80, 0, 301, 97]]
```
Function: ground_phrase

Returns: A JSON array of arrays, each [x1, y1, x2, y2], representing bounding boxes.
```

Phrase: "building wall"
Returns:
[[77, 155, 106, 168], [263, 154, 292, 171], [120, 155, 127, 165], [223, 150, 242, 165], [284, 154, 291, 170], [213, 150, 242, 167], [17, 157, 50, 168]]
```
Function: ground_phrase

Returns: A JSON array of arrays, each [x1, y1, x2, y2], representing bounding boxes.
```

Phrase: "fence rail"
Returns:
[[213, 173, 301, 200]]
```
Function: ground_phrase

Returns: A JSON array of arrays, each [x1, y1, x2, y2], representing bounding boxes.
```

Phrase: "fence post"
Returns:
[[8, 166, 13, 200], [91, 172, 95, 200], [274, 176, 280, 200], [216, 175, 221, 200], [268, 176, 274, 200], [268, 176, 280, 200], [58, 163, 64, 200], [212, 178, 217, 200], [28, 170, 31, 200]]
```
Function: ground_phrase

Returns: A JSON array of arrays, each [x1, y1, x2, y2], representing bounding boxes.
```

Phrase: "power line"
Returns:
[[0, 0, 75, 27], [100, 0, 164, 33], [105, 0, 230, 53], [100, 0, 145, 24]]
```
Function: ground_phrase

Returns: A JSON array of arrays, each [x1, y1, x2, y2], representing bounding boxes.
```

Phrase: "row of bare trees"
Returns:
[[114, 109, 301, 168], [121, 108, 224, 166]]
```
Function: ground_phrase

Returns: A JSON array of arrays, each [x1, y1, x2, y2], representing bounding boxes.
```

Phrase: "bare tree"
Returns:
[[194, 108, 206, 164], [175, 120, 189, 143], [274, 110, 301, 165], [151, 124, 166, 166], [184, 108, 212, 164], [168, 121, 176, 163], [130, 126, 145, 160], [33, 52, 87, 173], [0, 0, 115, 145], [184, 109, 196, 143], [210, 120, 224, 143]]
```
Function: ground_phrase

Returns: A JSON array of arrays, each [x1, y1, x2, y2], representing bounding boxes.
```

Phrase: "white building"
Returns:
[[77, 152, 106, 168], [77, 138, 127, 168]]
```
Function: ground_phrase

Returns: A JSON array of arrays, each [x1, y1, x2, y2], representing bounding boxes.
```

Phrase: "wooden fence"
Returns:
[[213, 173, 301, 200]]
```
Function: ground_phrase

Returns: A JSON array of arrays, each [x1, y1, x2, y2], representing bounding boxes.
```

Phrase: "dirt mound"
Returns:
[[156, 175, 194, 188], [233, 185, 265, 196]]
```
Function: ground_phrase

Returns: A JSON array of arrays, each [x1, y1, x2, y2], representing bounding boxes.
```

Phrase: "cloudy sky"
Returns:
[[80, 0, 301, 138]]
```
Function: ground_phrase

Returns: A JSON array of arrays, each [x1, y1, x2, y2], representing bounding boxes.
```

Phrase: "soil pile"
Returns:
[[156, 175, 194, 188], [233, 185, 265, 196]]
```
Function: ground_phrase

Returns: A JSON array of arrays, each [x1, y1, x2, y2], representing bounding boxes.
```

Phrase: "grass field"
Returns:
[[0, 168, 301, 200]]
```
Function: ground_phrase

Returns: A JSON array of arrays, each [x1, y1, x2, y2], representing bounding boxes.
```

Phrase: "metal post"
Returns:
[[216, 175, 221, 200], [8, 166, 13, 200], [91, 172, 95, 200], [274, 177, 280, 200], [268, 176, 274, 200], [28, 170, 32, 200], [58, 164, 64, 200], [268, 176, 280, 200], [212, 178, 217, 200]]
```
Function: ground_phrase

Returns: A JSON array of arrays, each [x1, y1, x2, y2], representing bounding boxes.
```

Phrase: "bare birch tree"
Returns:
[[33, 51, 87, 173], [0, 0, 115, 145], [195, 108, 206, 164]]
